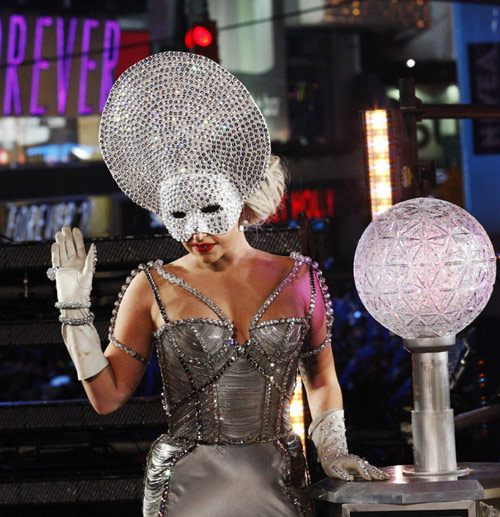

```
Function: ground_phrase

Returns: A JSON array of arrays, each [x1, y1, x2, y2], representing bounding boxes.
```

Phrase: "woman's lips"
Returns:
[[192, 243, 216, 253]]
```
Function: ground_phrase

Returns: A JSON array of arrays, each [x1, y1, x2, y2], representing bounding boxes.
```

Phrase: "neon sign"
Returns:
[[272, 188, 335, 223], [0, 14, 120, 116]]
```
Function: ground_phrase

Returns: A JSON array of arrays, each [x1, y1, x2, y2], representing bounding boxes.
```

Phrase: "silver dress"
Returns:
[[128, 253, 331, 517]]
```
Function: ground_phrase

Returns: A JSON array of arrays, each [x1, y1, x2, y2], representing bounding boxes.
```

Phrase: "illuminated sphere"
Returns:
[[354, 198, 496, 339]]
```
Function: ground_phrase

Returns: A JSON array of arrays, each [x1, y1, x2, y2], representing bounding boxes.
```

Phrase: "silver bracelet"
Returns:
[[55, 301, 92, 310], [59, 312, 95, 326], [109, 334, 149, 365]]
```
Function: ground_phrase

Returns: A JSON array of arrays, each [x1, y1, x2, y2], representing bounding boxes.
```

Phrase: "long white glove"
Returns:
[[309, 408, 389, 481], [51, 226, 109, 380]]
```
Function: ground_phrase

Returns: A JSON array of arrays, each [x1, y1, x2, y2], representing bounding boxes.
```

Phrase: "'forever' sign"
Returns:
[[0, 14, 121, 117]]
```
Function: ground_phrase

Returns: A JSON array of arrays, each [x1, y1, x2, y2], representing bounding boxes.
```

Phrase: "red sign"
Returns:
[[272, 188, 335, 222]]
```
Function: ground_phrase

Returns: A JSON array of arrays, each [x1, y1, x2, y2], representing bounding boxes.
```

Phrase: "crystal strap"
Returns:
[[306, 265, 317, 320], [59, 312, 95, 326], [154, 262, 231, 326], [109, 260, 156, 341], [109, 334, 149, 365], [299, 338, 330, 358], [144, 266, 169, 324], [55, 301, 92, 310], [107, 260, 161, 365], [291, 254, 334, 358], [250, 253, 306, 326]]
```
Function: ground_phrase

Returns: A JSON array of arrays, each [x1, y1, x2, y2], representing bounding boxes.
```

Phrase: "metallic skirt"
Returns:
[[143, 434, 314, 517]]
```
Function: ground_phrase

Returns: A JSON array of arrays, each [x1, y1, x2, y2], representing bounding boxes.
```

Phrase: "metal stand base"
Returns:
[[402, 466, 471, 478], [310, 462, 500, 506]]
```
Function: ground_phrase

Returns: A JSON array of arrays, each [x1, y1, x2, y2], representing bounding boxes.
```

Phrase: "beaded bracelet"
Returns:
[[55, 301, 92, 310], [59, 312, 95, 326]]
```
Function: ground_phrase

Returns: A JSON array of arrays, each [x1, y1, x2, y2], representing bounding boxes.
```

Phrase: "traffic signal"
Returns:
[[184, 20, 219, 63]]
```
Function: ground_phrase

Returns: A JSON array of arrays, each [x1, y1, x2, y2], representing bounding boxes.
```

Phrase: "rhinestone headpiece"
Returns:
[[99, 52, 271, 230]]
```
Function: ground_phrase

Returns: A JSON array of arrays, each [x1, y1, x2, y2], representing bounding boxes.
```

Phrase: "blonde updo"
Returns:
[[244, 155, 288, 225]]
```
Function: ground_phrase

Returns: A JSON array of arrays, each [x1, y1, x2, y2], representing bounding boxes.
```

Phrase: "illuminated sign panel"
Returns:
[[272, 188, 335, 223], [0, 14, 120, 116]]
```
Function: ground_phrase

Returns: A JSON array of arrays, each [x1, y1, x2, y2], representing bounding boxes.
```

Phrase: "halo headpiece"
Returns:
[[99, 52, 271, 241]]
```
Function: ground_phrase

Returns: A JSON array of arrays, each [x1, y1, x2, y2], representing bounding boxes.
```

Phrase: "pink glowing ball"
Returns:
[[354, 198, 497, 339]]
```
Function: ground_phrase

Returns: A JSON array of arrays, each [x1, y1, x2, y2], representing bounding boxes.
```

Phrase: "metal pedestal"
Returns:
[[310, 462, 500, 516]]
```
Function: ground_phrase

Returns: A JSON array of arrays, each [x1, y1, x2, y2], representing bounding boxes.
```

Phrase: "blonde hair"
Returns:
[[244, 155, 288, 225]]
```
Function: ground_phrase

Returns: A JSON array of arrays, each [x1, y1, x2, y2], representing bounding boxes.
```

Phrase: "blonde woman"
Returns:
[[50, 52, 387, 517]]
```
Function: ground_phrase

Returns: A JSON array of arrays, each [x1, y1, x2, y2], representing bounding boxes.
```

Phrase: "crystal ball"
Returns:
[[353, 198, 497, 339]]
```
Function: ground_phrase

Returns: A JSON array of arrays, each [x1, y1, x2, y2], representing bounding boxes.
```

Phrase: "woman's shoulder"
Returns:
[[128, 254, 190, 280], [253, 250, 312, 283]]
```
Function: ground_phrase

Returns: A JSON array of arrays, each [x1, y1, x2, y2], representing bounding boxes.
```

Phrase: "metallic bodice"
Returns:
[[156, 317, 308, 444], [147, 254, 317, 445]]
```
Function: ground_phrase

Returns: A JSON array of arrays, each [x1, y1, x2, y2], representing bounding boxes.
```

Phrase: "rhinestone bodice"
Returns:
[[108, 253, 334, 445], [155, 316, 308, 443], [149, 254, 315, 445]]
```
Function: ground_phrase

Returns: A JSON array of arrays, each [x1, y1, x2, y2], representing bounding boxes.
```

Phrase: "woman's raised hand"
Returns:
[[50, 226, 96, 303]]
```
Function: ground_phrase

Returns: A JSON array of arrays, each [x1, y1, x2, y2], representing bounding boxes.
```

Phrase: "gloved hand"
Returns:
[[51, 226, 108, 380], [309, 408, 389, 482], [51, 226, 96, 304]]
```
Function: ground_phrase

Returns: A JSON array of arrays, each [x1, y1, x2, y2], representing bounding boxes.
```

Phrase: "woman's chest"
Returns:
[[152, 276, 308, 332]]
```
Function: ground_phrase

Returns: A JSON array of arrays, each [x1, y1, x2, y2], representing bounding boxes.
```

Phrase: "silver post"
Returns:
[[403, 335, 469, 477]]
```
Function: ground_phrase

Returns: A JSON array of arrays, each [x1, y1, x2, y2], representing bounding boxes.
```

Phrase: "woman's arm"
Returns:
[[300, 267, 388, 481], [300, 268, 342, 419], [82, 271, 155, 415], [301, 347, 342, 420]]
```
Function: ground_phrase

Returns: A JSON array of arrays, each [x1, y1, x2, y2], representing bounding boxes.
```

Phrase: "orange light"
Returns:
[[364, 110, 392, 219], [0, 149, 8, 165], [290, 374, 306, 448], [192, 26, 213, 47]]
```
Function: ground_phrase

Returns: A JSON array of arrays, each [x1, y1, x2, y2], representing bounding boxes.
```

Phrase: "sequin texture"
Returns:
[[99, 51, 271, 241]]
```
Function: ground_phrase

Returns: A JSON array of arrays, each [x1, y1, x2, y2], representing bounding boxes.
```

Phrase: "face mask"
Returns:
[[160, 172, 243, 242]]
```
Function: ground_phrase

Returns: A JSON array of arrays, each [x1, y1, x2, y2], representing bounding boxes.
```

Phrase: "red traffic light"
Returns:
[[192, 26, 213, 47], [184, 29, 195, 50], [185, 20, 219, 63]]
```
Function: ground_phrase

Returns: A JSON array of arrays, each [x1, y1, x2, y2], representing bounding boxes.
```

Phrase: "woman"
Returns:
[[49, 52, 387, 517]]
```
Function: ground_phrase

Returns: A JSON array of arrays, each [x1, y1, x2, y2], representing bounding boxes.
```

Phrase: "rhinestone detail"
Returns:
[[55, 301, 91, 310], [59, 311, 95, 326], [99, 51, 271, 221], [135, 254, 327, 446], [107, 264, 152, 366], [109, 335, 149, 365], [293, 253, 334, 358]]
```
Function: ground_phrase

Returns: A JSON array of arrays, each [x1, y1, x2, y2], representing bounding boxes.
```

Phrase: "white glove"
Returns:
[[309, 409, 389, 482], [51, 226, 108, 380]]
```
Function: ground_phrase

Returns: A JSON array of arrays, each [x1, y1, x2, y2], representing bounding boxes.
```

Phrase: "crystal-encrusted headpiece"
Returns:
[[99, 52, 271, 229]]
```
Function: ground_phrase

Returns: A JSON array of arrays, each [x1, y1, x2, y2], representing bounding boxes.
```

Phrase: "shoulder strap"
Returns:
[[306, 264, 317, 321], [144, 267, 169, 324], [154, 265, 230, 324]]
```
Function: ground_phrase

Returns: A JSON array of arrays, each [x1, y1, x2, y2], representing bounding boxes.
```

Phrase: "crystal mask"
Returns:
[[160, 173, 243, 242]]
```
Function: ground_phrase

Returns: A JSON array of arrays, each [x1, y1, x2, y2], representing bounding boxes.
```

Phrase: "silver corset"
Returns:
[[142, 254, 327, 445], [156, 317, 308, 443]]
